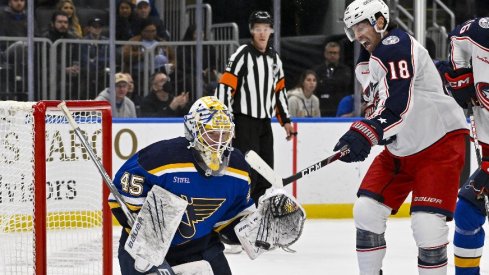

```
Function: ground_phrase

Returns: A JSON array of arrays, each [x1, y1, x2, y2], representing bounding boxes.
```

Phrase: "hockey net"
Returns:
[[0, 101, 112, 275]]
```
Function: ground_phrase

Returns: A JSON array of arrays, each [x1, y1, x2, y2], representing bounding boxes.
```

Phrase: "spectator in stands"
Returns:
[[43, 10, 80, 99], [123, 18, 174, 73], [55, 0, 82, 38], [95, 72, 137, 118], [313, 41, 352, 117], [287, 70, 320, 117], [0, 0, 28, 37], [123, 72, 135, 99], [176, 24, 220, 99], [82, 17, 107, 49], [123, 72, 142, 111], [43, 10, 78, 42], [129, 0, 160, 17], [116, 0, 135, 41], [140, 71, 189, 117], [0, 0, 29, 90], [131, 0, 170, 41], [80, 17, 109, 99]]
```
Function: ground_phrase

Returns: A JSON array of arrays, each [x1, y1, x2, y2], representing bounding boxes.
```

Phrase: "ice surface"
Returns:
[[112, 219, 489, 275]]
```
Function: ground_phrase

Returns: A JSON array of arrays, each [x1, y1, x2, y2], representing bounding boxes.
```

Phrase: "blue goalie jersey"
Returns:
[[108, 136, 255, 246]]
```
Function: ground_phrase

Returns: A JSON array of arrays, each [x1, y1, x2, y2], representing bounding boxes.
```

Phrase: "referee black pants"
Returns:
[[233, 113, 274, 204]]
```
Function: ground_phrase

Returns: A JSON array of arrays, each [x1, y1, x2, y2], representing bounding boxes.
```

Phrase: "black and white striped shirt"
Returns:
[[215, 43, 291, 125]]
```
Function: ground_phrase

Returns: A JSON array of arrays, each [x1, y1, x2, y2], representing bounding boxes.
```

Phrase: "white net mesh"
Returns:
[[0, 101, 108, 274]]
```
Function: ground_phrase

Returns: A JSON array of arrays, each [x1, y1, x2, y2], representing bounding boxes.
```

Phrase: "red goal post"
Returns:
[[0, 100, 112, 275]]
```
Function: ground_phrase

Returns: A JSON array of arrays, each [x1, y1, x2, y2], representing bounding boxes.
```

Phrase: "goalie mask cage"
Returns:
[[0, 101, 112, 275]]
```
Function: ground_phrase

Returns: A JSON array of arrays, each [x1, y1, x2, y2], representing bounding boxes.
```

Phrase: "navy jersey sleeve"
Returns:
[[108, 139, 183, 229], [108, 152, 162, 229], [356, 46, 371, 65], [369, 30, 414, 134], [449, 18, 489, 49]]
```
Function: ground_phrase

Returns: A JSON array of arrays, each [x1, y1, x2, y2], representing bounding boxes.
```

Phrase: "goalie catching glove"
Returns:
[[234, 188, 306, 260], [334, 119, 383, 163]]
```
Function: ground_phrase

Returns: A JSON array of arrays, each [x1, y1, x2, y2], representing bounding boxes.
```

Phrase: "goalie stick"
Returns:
[[467, 102, 489, 220], [57, 102, 176, 275], [245, 146, 350, 187]]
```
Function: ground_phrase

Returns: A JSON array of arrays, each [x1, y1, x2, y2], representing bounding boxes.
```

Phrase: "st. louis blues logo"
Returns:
[[178, 196, 225, 239]]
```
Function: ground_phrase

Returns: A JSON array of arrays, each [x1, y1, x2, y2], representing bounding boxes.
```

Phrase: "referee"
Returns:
[[216, 11, 295, 203]]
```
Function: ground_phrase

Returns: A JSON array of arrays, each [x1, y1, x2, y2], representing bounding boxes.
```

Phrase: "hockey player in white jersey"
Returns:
[[336, 0, 469, 274], [437, 17, 489, 275]]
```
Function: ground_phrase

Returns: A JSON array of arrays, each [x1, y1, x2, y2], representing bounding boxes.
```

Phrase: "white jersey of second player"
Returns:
[[355, 28, 468, 157], [449, 17, 489, 145]]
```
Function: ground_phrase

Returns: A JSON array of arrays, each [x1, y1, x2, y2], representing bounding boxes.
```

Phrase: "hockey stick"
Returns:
[[467, 102, 489, 218], [57, 102, 176, 275], [245, 146, 350, 187]]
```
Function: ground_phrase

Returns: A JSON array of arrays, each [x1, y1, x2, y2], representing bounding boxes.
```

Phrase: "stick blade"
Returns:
[[245, 150, 283, 187]]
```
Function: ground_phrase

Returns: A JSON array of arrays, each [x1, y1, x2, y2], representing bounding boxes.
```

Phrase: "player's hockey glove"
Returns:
[[333, 119, 383, 163], [443, 67, 476, 108], [471, 158, 489, 199]]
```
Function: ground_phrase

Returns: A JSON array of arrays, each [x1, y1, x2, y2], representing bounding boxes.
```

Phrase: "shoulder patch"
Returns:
[[382, 36, 400, 45], [478, 17, 489, 29]]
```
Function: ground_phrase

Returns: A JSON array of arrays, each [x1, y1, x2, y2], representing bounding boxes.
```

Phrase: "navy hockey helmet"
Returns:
[[249, 11, 273, 31]]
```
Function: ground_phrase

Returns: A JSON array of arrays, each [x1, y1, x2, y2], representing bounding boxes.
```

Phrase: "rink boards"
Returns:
[[112, 117, 476, 219]]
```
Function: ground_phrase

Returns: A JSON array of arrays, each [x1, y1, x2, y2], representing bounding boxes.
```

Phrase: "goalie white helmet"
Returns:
[[184, 96, 234, 176], [343, 0, 390, 41]]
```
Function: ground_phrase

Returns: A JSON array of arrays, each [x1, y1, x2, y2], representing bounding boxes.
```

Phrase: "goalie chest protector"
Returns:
[[110, 137, 254, 246]]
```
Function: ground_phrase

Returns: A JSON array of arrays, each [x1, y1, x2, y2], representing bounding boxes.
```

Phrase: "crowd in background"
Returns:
[[0, 0, 486, 118]]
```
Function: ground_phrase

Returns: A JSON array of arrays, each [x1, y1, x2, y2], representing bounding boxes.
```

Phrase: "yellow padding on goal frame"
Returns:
[[0, 211, 103, 232]]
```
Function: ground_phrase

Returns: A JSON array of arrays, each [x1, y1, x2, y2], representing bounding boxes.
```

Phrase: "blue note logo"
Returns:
[[382, 36, 399, 45], [479, 17, 489, 28]]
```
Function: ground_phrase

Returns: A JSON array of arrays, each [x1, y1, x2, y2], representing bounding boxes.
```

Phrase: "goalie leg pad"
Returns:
[[171, 260, 214, 275], [125, 185, 189, 268]]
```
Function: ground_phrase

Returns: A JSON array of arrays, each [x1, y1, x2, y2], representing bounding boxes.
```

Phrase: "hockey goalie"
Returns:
[[107, 96, 305, 275]]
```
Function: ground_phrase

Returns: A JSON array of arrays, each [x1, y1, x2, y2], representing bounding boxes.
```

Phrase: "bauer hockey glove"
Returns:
[[443, 67, 476, 108], [472, 158, 489, 198], [333, 119, 383, 163]]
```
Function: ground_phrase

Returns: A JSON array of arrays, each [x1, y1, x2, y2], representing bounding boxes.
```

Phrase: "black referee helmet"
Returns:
[[249, 11, 273, 30]]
